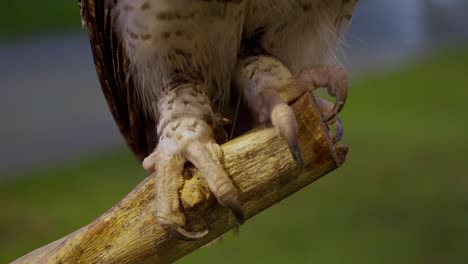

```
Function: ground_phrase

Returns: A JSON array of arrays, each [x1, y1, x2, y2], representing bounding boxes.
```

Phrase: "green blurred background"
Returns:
[[1, 1, 468, 263]]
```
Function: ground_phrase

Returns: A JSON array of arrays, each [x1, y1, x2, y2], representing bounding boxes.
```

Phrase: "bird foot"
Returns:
[[143, 117, 243, 240], [256, 89, 304, 168], [267, 65, 348, 154]]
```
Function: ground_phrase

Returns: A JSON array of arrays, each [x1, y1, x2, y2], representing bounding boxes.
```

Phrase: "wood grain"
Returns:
[[12, 92, 347, 264]]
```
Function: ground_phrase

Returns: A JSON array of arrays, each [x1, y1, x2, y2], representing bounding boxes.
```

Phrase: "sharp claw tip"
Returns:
[[335, 120, 344, 142], [233, 209, 245, 224], [289, 144, 304, 170], [324, 101, 345, 122], [224, 199, 245, 224]]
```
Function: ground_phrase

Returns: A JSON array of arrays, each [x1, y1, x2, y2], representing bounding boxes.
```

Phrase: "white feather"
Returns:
[[114, 0, 356, 119]]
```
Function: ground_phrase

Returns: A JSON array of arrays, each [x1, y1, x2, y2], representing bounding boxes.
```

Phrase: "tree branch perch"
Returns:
[[12, 93, 348, 264]]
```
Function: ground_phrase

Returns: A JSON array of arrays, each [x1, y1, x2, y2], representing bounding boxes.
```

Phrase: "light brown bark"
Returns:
[[12, 93, 347, 264]]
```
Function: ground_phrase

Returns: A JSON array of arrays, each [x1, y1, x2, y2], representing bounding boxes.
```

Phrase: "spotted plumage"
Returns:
[[79, 0, 358, 239]]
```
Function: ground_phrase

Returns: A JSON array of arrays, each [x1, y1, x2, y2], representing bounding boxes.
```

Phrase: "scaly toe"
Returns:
[[334, 117, 343, 142], [270, 103, 304, 169], [185, 141, 245, 223]]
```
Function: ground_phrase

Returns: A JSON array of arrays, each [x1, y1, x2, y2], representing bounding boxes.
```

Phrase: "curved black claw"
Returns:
[[288, 140, 304, 170], [325, 100, 345, 123], [185, 140, 245, 226], [215, 181, 245, 224]]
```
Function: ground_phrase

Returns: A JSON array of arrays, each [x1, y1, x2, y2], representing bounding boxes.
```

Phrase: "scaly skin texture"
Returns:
[[142, 84, 243, 239], [235, 56, 348, 167], [79, 0, 358, 239]]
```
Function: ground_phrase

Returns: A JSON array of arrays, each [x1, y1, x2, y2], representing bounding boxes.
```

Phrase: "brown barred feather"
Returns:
[[79, 0, 156, 162], [78, 0, 358, 163]]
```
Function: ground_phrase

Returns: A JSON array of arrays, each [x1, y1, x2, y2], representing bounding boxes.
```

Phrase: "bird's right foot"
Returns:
[[144, 83, 244, 240]]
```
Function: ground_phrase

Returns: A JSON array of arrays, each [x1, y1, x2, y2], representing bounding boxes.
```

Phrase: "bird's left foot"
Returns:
[[270, 64, 348, 143], [236, 57, 348, 168]]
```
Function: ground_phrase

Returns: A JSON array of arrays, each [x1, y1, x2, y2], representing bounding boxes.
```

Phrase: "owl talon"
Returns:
[[147, 128, 243, 240], [289, 142, 304, 169], [270, 103, 304, 169], [237, 57, 349, 169], [158, 216, 209, 241], [217, 191, 245, 224], [186, 140, 244, 223], [295, 65, 348, 122], [147, 134, 243, 240]]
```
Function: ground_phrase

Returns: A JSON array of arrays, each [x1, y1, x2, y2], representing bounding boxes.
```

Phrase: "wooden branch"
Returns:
[[12, 93, 348, 264]]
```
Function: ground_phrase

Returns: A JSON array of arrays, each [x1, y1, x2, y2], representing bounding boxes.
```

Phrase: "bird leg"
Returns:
[[236, 56, 348, 163], [142, 83, 243, 240]]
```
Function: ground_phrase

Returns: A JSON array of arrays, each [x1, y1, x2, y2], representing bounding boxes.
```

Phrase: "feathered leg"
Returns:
[[115, 0, 246, 239]]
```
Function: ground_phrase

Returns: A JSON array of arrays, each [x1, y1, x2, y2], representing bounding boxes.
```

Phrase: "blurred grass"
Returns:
[[2, 2, 80, 39], [1, 48, 468, 263]]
